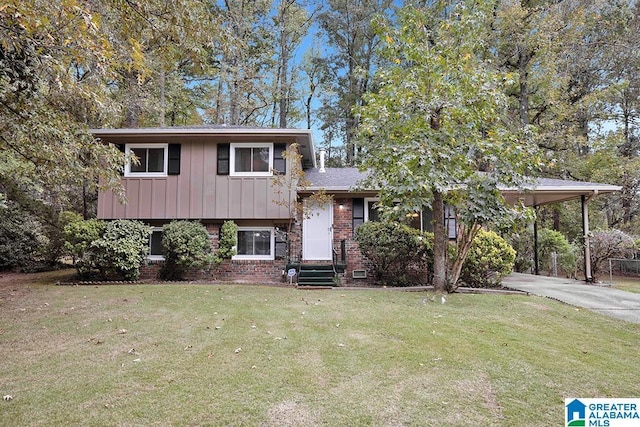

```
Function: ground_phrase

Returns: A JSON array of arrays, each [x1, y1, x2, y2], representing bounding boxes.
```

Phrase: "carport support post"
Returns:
[[582, 195, 593, 282]]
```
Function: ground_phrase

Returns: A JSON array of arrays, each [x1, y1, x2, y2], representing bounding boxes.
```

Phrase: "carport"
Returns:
[[502, 178, 622, 282]]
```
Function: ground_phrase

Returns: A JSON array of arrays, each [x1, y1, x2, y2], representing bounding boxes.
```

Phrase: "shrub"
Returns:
[[505, 225, 534, 273], [63, 219, 105, 277], [538, 229, 572, 274], [0, 202, 48, 271], [91, 220, 152, 281], [590, 229, 636, 282], [160, 221, 213, 280], [459, 230, 515, 288], [213, 220, 238, 267], [355, 221, 432, 286]]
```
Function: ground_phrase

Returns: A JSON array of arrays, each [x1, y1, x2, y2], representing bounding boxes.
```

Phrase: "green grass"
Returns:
[[609, 275, 640, 294], [1, 271, 639, 426]]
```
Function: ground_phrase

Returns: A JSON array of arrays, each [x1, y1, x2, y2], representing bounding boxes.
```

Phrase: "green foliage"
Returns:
[[213, 221, 238, 267], [506, 224, 535, 273], [63, 219, 106, 277], [0, 202, 48, 272], [91, 220, 151, 281], [160, 221, 213, 280], [356, 2, 542, 292], [355, 221, 432, 286], [459, 230, 516, 288], [590, 229, 637, 282], [538, 229, 578, 277]]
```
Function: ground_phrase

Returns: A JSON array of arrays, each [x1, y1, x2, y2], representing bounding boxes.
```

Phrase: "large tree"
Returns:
[[356, 1, 541, 292], [0, 1, 125, 213], [317, 0, 394, 165]]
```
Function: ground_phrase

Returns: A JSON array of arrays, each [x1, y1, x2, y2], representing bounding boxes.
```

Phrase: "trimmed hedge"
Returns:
[[459, 229, 515, 288], [160, 220, 213, 280], [355, 221, 432, 286]]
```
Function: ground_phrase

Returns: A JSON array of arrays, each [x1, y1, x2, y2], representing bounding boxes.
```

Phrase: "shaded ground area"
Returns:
[[503, 272, 640, 323]]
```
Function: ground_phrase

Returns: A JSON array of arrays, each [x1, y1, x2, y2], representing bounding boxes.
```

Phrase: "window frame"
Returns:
[[232, 227, 275, 260], [124, 144, 169, 177], [362, 197, 456, 238], [148, 227, 165, 261], [229, 143, 273, 177], [364, 197, 424, 230]]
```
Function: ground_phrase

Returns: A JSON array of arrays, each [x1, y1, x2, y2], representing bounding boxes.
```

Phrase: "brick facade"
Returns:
[[332, 198, 375, 286], [138, 198, 376, 286]]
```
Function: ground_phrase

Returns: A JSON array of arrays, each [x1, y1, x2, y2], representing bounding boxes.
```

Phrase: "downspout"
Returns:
[[582, 190, 597, 282], [533, 205, 539, 275]]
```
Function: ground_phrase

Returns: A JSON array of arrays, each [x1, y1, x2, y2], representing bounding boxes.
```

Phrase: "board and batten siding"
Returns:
[[97, 140, 293, 220]]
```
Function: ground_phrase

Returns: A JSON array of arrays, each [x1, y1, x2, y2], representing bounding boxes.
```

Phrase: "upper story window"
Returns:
[[217, 143, 286, 176], [125, 144, 168, 177], [230, 143, 273, 176]]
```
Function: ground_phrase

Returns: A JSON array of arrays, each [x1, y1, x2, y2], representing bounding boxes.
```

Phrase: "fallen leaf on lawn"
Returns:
[[133, 358, 141, 362]]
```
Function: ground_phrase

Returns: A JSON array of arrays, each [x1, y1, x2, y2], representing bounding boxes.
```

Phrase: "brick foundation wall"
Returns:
[[139, 200, 378, 286], [332, 198, 376, 286]]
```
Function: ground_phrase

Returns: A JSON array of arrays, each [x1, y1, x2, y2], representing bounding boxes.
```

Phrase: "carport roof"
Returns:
[[302, 168, 621, 206]]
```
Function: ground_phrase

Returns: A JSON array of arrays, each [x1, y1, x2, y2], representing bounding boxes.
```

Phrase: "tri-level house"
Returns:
[[93, 126, 621, 285]]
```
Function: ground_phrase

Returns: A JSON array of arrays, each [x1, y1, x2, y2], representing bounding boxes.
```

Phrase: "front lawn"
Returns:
[[610, 275, 640, 294], [1, 271, 638, 426]]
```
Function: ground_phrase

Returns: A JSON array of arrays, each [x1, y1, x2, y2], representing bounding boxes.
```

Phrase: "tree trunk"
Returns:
[[159, 69, 165, 127], [448, 222, 481, 291], [122, 71, 141, 128], [432, 190, 448, 293]]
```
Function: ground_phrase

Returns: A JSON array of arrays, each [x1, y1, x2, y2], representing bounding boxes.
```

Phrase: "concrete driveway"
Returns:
[[503, 273, 640, 323]]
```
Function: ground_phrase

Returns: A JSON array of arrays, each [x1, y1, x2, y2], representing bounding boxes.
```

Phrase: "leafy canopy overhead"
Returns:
[[357, 2, 542, 217]]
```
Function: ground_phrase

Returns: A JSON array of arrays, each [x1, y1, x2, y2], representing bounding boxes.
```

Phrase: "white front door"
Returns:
[[302, 202, 333, 260]]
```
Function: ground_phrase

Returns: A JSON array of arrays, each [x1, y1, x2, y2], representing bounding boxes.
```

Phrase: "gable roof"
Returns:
[[302, 167, 621, 206], [91, 126, 316, 169]]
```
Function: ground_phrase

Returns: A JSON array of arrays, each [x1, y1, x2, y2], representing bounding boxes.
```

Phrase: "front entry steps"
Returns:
[[297, 264, 335, 287]]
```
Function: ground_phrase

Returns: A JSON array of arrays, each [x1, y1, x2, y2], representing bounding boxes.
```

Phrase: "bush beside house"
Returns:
[[458, 230, 516, 288], [91, 220, 152, 281], [65, 219, 151, 281], [355, 221, 433, 286], [160, 221, 214, 280]]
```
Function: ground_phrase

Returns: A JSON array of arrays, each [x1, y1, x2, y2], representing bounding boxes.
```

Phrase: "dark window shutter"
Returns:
[[116, 143, 126, 175], [168, 144, 181, 175], [273, 143, 286, 174], [352, 198, 364, 235], [217, 143, 230, 175]]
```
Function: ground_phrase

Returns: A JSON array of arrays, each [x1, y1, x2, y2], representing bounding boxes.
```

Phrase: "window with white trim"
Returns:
[[148, 227, 164, 261], [125, 144, 168, 177], [230, 143, 273, 176], [233, 227, 275, 260]]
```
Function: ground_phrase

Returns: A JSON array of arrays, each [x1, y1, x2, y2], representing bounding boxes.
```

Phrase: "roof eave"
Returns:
[[90, 127, 316, 169]]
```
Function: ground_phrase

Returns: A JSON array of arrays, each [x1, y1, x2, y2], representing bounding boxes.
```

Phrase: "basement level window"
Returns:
[[233, 227, 275, 260], [148, 227, 164, 261]]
